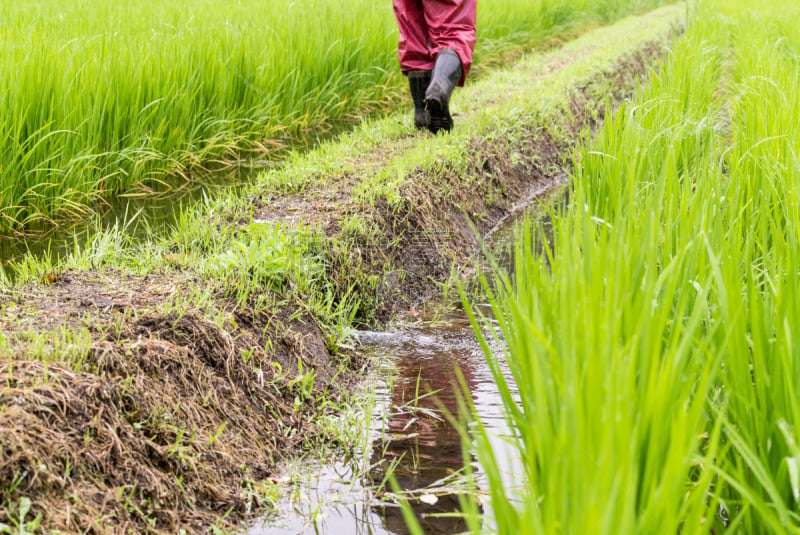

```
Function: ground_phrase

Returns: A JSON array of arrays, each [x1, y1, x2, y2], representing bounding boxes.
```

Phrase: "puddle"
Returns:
[[248, 184, 567, 534]]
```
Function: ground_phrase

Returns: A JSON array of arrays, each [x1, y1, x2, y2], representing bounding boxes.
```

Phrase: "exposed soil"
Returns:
[[0, 286, 361, 532], [0, 36, 671, 534]]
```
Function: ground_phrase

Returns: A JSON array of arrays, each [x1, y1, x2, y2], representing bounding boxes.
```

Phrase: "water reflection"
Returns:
[[369, 322, 482, 534], [248, 319, 507, 535]]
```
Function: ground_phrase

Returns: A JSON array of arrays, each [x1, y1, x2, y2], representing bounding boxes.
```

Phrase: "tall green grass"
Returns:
[[471, 0, 800, 532], [0, 0, 667, 236]]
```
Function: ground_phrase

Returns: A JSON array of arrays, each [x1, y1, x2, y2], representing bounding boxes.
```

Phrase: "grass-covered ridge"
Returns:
[[471, 0, 800, 532], [0, 0, 670, 236]]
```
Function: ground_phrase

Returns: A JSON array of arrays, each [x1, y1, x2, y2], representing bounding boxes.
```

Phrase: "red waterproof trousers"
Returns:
[[392, 0, 476, 86]]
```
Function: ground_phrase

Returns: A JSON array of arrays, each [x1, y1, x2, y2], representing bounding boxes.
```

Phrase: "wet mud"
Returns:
[[0, 303, 361, 533]]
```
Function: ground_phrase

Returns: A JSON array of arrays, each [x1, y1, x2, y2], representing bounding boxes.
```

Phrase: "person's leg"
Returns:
[[420, 0, 476, 133], [393, 0, 435, 74], [393, 0, 436, 128], [422, 0, 477, 86], [424, 50, 461, 133], [408, 70, 431, 129]]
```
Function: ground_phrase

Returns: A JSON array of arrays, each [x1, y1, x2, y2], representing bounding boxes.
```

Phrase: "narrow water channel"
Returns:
[[0, 116, 361, 270], [248, 185, 565, 535], [248, 314, 520, 535]]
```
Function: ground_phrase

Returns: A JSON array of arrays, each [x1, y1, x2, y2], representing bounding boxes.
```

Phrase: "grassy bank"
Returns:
[[471, 0, 800, 532], [0, 5, 683, 533], [0, 0, 670, 236]]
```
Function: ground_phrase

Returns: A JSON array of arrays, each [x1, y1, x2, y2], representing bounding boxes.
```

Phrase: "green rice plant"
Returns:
[[468, 0, 800, 532], [0, 0, 670, 236]]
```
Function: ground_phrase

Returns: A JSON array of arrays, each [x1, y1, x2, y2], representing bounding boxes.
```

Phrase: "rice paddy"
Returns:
[[0, 1, 682, 530], [10, 0, 800, 533], [0, 0, 665, 237], [470, 0, 800, 532]]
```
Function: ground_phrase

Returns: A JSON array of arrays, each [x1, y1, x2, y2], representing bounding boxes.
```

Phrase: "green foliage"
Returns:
[[471, 0, 800, 532], [0, 0, 670, 235], [0, 497, 41, 535]]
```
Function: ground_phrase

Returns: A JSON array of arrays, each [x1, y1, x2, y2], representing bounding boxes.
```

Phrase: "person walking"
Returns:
[[392, 0, 476, 133]]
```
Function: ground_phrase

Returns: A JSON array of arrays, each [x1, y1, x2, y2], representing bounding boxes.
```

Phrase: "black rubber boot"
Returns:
[[408, 70, 431, 129], [424, 50, 463, 134]]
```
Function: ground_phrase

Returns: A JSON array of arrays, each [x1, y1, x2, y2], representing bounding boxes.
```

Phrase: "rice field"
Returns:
[[0, 0, 667, 236], [471, 0, 800, 532], [16, 1, 795, 533]]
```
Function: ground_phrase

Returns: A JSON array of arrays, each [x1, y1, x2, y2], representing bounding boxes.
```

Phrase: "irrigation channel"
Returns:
[[0, 134, 337, 271], [249, 186, 563, 535]]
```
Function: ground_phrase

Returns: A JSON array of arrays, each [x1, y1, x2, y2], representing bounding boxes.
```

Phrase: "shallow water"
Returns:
[[0, 117, 360, 272], [0, 171, 242, 271], [248, 316, 521, 535], [248, 185, 566, 535]]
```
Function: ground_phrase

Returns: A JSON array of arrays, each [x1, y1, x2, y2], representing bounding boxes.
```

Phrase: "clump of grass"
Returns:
[[470, 0, 800, 532]]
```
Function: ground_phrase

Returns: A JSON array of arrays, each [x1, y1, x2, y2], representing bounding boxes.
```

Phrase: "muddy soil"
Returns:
[[0, 39, 668, 534]]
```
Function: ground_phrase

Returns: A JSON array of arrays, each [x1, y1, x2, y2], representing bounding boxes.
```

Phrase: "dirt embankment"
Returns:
[[0, 35, 672, 534]]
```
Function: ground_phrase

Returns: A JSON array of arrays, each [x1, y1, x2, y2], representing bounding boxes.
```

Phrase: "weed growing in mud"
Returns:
[[0, 497, 41, 535], [23, 325, 93, 369], [240, 478, 282, 516], [206, 222, 310, 302]]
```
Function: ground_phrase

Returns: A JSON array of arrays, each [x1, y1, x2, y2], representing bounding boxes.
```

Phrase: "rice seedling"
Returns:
[[470, 0, 800, 532]]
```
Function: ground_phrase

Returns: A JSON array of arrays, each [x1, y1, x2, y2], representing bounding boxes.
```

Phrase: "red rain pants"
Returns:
[[392, 0, 477, 86]]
